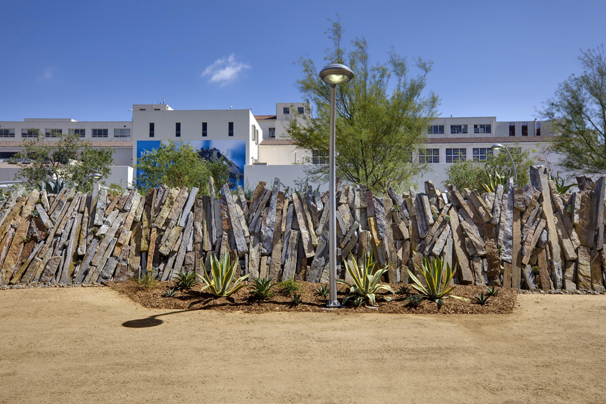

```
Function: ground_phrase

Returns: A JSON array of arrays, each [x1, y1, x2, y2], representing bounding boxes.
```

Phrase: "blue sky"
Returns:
[[1, 0, 604, 122]]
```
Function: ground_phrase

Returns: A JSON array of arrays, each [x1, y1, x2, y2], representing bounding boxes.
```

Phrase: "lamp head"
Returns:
[[491, 143, 505, 150], [319, 63, 354, 85]]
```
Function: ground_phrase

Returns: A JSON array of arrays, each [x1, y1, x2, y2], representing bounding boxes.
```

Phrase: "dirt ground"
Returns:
[[1, 288, 605, 404]]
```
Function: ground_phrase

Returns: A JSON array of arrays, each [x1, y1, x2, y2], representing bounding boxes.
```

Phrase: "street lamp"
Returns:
[[319, 63, 354, 308], [491, 144, 517, 182], [81, 172, 103, 188]]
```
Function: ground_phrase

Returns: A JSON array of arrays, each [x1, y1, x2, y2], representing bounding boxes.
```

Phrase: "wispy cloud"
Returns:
[[42, 67, 56, 79], [201, 54, 250, 86]]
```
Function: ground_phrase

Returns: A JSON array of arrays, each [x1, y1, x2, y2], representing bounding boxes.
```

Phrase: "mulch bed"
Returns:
[[109, 281, 517, 314]]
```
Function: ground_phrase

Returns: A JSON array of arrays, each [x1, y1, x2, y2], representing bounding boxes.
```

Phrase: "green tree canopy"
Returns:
[[9, 131, 114, 193], [541, 45, 606, 174], [134, 140, 229, 195], [288, 19, 440, 193]]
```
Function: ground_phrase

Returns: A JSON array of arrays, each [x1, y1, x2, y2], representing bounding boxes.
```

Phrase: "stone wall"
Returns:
[[0, 166, 604, 292]]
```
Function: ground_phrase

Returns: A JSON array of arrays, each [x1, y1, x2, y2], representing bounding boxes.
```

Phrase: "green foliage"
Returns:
[[196, 253, 249, 298], [30, 209, 39, 218], [278, 277, 301, 296], [137, 271, 158, 289], [163, 288, 176, 297], [409, 256, 456, 300], [108, 182, 126, 198], [288, 18, 439, 193], [95, 233, 105, 240], [289, 293, 303, 307], [41, 177, 67, 195], [541, 45, 606, 174], [405, 294, 424, 308], [482, 171, 508, 193], [338, 253, 395, 305], [175, 271, 197, 291], [444, 159, 487, 191], [22, 235, 33, 244], [315, 284, 329, 298], [486, 286, 500, 297], [531, 266, 540, 276], [249, 277, 276, 300], [9, 132, 114, 193], [549, 174, 577, 194], [474, 292, 490, 306], [342, 295, 365, 307], [396, 285, 411, 296], [134, 139, 228, 195]]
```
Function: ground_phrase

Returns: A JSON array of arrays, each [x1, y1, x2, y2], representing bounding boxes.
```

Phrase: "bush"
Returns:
[[278, 278, 301, 296]]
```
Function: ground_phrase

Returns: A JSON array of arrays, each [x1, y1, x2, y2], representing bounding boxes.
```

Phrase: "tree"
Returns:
[[541, 45, 606, 174], [134, 140, 229, 194], [10, 131, 114, 193], [288, 19, 439, 193]]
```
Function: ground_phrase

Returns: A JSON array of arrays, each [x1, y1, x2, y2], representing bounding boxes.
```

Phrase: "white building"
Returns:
[[0, 102, 563, 191]]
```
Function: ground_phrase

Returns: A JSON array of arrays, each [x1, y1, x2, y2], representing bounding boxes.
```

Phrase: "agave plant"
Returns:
[[474, 292, 490, 306], [289, 293, 303, 307], [40, 177, 66, 195], [549, 174, 577, 194], [197, 253, 249, 298], [163, 288, 176, 297], [481, 171, 507, 193], [338, 253, 395, 306], [406, 294, 424, 308], [486, 286, 499, 297], [409, 256, 463, 307], [315, 284, 329, 298], [249, 277, 275, 300], [175, 271, 197, 291]]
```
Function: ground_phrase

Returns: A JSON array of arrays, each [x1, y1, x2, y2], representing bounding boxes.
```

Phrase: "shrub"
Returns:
[[197, 253, 249, 298], [175, 271, 196, 291], [338, 253, 394, 306], [278, 277, 301, 296], [137, 271, 158, 289], [249, 277, 275, 300]]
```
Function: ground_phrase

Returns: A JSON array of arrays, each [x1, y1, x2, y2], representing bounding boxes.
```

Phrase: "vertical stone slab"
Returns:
[[93, 188, 107, 226], [261, 178, 280, 253], [591, 250, 605, 292], [538, 249, 553, 291], [282, 230, 300, 281], [292, 192, 314, 258], [222, 184, 248, 256], [576, 246, 592, 291], [593, 177, 606, 250], [448, 206, 473, 284], [511, 208, 522, 289]]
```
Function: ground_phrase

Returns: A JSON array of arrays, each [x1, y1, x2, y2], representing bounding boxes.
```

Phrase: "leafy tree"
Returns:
[[134, 140, 229, 195], [541, 45, 606, 174], [288, 19, 439, 193], [9, 131, 114, 193], [443, 159, 486, 191]]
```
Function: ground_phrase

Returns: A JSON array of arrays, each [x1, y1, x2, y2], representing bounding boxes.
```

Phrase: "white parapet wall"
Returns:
[[0, 164, 133, 189], [244, 164, 328, 192]]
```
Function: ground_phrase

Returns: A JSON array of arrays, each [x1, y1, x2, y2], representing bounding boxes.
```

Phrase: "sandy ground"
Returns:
[[1, 288, 605, 404]]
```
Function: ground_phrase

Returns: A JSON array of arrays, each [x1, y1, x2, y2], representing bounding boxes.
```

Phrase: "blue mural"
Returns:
[[136, 139, 246, 188]]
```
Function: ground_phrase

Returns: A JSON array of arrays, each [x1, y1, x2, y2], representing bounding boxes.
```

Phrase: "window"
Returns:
[[521, 122, 528, 137], [536, 121, 541, 136], [509, 122, 515, 137], [297, 107, 305, 114], [175, 122, 181, 137], [154, 108, 161, 111], [45, 129, 62, 138], [446, 148, 466, 163], [228, 122, 234, 137], [69, 129, 86, 138], [114, 128, 130, 138], [149, 123, 154, 138], [251, 125, 256, 141], [269, 128, 275, 138], [473, 148, 493, 161], [0, 129, 15, 138], [22, 129, 37, 138], [450, 125, 468, 134], [474, 124, 491, 134], [419, 148, 439, 164], [283, 107, 290, 114], [202, 122, 207, 137], [427, 125, 444, 135], [92, 129, 108, 138], [139, 108, 146, 111], [312, 151, 329, 164]]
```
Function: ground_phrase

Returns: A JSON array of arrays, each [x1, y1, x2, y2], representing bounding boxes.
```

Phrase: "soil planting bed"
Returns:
[[109, 281, 517, 314]]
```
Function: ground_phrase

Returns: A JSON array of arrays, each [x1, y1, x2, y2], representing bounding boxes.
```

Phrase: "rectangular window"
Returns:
[[45, 128, 62, 138], [419, 148, 439, 164], [175, 122, 181, 137], [427, 125, 444, 135], [297, 107, 305, 114], [474, 124, 491, 134], [536, 121, 541, 136], [114, 128, 130, 137], [269, 127, 275, 138], [509, 122, 515, 137], [521, 122, 528, 136], [0, 129, 15, 138], [283, 107, 290, 114], [69, 128, 86, 138], [92, 129, 108, 138], [251, 125, 256, 141], [22, 129, 37, 138], [202, 122, 207, 137], [446, 148, 466, 163], [450, 125, 468, 134], [149, 123, 154, 138], [228, 122, 234, 137], [139, 108, 146, 111], [473, 148, 493, 161], [312, 151, 329, 164]]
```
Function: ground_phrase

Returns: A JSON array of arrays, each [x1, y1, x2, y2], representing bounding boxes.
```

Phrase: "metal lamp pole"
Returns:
[[491, 143, 517, 182], [319, 63, 354, 308]]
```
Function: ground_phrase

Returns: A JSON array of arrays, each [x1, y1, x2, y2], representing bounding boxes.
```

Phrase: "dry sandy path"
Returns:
[[1, 287, 605, 404]]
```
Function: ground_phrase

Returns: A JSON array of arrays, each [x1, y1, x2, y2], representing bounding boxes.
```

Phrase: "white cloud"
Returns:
[[201, 54, 250, 85], [42, 67, 56, 79]]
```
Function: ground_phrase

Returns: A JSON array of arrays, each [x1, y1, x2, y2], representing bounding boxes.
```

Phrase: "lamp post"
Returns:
[[490, 143, 517, 182], [319, 63, 354, 308], [81, 172, 103, 188]]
